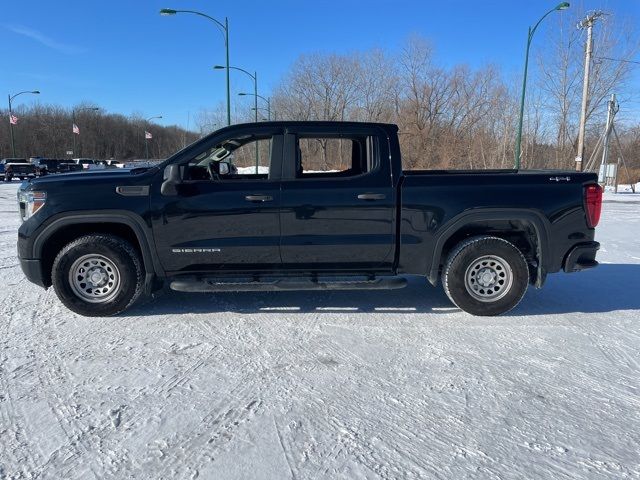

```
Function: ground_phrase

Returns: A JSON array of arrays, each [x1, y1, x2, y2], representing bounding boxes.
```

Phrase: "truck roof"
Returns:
[[212, 120, 400, 132]]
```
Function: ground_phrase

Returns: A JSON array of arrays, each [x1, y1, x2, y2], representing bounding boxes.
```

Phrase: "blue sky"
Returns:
[[2, 0, 639, 129]]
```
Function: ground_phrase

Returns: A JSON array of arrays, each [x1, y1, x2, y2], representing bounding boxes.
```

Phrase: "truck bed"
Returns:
[[403, 168, 577, 175]]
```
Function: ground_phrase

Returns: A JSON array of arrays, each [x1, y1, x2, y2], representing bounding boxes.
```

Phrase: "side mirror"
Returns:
[[161, 164, 182, 196], [219, 161, 231, 176]]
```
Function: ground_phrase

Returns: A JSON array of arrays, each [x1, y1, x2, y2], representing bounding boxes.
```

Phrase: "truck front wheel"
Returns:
[[443, 236, 529, 316], [52, 234, 144, 317]]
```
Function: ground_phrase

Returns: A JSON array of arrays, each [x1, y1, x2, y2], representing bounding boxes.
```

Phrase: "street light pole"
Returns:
[[7, 90, 40, 157], [160, 8, 231, 126], [215, 65, 259, 172], [514, 2, 570, 169], [242, 93, 271, 119], [252, 100, 273, 121], [224, 17, 230, 127], [253, 72, 259, 124], [240, 92, 271, 174], [145, 115, 163, 160]]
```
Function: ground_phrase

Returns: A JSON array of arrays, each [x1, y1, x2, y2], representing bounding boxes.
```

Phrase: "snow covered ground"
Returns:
[[1, 182, 639, 480]]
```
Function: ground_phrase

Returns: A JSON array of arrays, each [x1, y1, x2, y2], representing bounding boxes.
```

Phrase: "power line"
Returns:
[[593, 56, 640, 66]]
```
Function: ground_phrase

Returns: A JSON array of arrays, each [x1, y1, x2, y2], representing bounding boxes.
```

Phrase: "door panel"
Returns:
[[153, 180, 281, 273], [279, 129, 396, 271], [152, 129, 283, 274]]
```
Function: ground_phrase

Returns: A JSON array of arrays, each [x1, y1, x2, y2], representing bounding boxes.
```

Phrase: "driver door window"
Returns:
[[230, 138, 272, 177], [186, 136, 274, 181]]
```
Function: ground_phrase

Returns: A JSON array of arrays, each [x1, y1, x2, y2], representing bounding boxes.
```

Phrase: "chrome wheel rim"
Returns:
[[464, 255, 513, 303], [69, 254, 121, 303]]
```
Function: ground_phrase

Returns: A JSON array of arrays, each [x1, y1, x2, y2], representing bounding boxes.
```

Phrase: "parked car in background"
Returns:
[[30, 158, 83, 176], [1, 158, 36, 181], [74, 158, 97, 169], [59, 161, 84, 174], [95, 159, 124, 168]]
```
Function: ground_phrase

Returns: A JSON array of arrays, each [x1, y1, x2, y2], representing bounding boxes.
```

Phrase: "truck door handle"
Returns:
[[245, 194, 273, 202], [357, 193, 386, 201]]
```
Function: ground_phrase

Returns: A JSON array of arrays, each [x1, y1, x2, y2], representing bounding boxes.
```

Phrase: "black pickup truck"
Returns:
[[17, 121, 602, 317], [30, 158, 84, 176], [1, 158, 36, 181]]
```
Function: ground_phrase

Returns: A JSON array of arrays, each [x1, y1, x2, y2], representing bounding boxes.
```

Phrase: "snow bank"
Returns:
[[236, 165, 270, 174]]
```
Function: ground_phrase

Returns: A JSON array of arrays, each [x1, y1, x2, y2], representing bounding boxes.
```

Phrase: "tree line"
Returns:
[[0, 103, 198, 160]]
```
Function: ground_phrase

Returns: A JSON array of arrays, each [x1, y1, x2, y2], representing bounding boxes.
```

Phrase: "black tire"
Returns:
[[443, 236, 529, 316], [52, 234, 144, 316]]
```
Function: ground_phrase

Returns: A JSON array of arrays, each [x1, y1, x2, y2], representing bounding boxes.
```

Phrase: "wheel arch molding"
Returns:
[[30, 210, 164, 285], [428, 208, 552, 288]]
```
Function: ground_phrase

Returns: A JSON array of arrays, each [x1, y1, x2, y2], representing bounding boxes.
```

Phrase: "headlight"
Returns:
[[18, 190, 46, 222]]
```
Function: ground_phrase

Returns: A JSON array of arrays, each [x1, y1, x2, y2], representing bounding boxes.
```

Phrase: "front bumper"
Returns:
[[563, 241, 600, 273], [19, 257, 48, 288]]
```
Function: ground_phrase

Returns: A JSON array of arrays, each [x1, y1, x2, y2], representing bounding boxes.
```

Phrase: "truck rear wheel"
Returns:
[[443, 236, 528, 316], [52, 234, 144, 317]]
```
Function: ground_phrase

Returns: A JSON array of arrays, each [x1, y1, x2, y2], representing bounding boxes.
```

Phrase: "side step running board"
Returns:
[[170, 276, 408, 293]]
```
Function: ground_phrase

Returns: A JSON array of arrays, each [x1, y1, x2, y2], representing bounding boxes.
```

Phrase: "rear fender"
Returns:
[[428, 209, 551, 288]]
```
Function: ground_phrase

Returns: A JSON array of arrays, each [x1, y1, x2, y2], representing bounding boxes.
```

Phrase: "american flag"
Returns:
[[72, 123, 80, 135], [145, 131, 152, 139], [9, 114, 18, 125]]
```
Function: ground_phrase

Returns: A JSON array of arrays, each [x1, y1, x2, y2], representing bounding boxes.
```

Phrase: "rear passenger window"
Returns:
[[296, 136, 378, 178]]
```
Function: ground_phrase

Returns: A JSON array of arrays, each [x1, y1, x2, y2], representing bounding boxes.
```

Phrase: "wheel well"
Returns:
[[40, 223, 143, 287], [439, 220, 540, 283]]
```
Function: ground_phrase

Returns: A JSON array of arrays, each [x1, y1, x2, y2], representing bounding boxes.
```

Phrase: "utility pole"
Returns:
[[598, 94, 617, 185], [575, 11, 604, 172], [581, 93, 635, 194]]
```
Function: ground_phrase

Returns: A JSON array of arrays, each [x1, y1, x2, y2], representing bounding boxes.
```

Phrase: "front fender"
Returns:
[[21, 210, 164, 278]]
